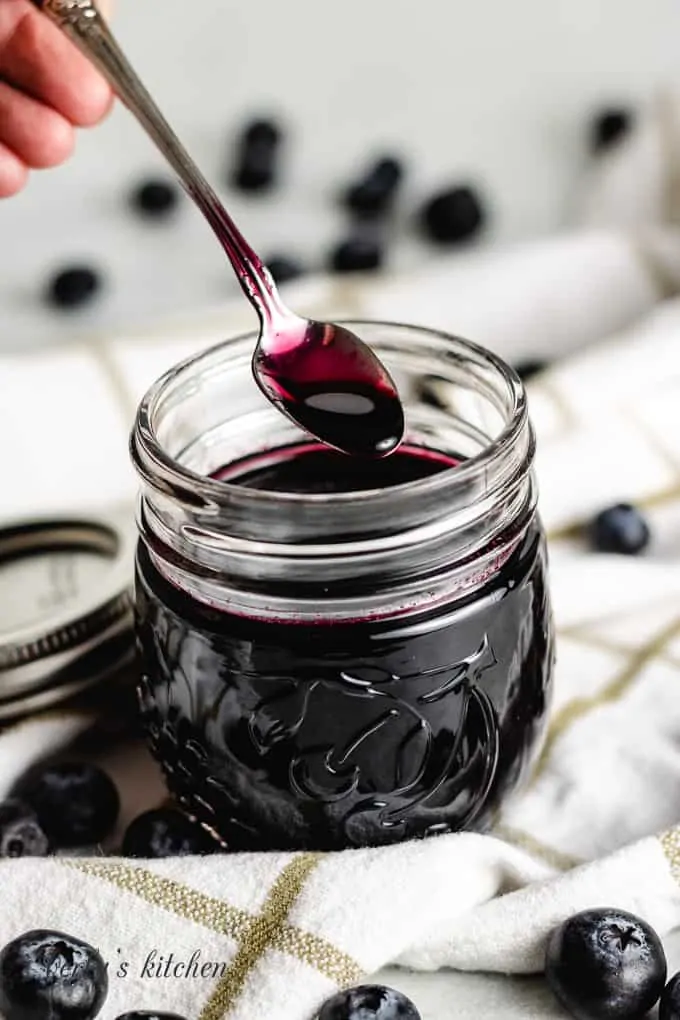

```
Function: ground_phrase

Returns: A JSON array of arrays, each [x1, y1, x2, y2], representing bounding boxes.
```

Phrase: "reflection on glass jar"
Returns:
[[130, 322, 554, 851]]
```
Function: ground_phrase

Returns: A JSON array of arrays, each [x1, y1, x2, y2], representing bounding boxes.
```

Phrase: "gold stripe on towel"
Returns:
[[531, 616, 680, 782], [546, 521, 585, 543], [630, 237, 680, 300], [198, 853, 322, 1020], [60, 856, 363, 1002], [493, 824, 582, 871], [547, 481, 680, 545], [657, 90, 680, 230], [659, 826, 680, 883], [63, 859, 251, 939], [547, 403, 680, 543], [271, 925, 364, 987], [556, 580, 680, 635], [560, 628, 680, 671], [557, 629, 637, 655], [639, 481, 680, 512]]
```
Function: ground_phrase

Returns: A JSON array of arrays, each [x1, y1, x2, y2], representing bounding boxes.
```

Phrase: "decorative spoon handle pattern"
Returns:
[[29, 0, 100, 31]]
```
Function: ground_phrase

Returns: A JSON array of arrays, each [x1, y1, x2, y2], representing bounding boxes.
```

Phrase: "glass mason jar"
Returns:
[[130, 321, 554, 852]]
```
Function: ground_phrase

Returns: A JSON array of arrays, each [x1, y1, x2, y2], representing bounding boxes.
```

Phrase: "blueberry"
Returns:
[[131, 179, 179, 218], [122, 808, 216, 858], [513, 359, 547, 382], [660, 972, 680, 1020], [317, 985, 420, 1020], [589, 504, 651, 556], [16, 762, 120, 848], [419, 185, 486, 244], [265, 255, 304, 285], [46, 267, 101, 309], [330, 236, 384, 273], [344, 156, 405, 216], [590, 108, 634, 153], [230, 117, 283, 192], [243, 118, 281, 147], [233, 150, 275, 191], [545, 908, 667, 1020], [0, 930, 108, 1020], [0, 800, 49, 858], [114, 1014, 188, 1020]]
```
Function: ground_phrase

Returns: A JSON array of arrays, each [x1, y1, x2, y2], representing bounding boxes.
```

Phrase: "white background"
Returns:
[[2, 0, 680, 351]]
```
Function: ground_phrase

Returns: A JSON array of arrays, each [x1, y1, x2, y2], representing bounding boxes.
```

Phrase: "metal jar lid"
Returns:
[[0, 508, 136, 719]]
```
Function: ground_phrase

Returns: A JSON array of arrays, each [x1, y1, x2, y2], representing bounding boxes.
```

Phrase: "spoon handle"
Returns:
[[31, 0, 282, 319]]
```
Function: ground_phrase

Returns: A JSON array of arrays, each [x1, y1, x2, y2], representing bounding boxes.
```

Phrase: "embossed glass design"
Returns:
[[131, 322, 555, 851]]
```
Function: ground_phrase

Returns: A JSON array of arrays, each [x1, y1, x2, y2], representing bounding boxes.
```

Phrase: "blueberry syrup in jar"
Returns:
[[132, 323, 554, 851]]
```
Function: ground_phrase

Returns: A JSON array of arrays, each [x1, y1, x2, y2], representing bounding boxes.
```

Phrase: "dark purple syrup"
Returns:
[[214, 441, 457, 492], [135, 443, 553, 851], [255, 321, 405, 458]]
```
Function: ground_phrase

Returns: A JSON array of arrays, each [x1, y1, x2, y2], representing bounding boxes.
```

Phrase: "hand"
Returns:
[[0, 0, 114, 197]]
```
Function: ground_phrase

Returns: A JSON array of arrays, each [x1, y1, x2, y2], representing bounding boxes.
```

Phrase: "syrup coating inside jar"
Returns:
[[213, 441, 460, 491], [135, 442, 553, 851]]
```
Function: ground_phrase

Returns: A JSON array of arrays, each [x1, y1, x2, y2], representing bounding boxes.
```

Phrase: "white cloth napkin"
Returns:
[[2, 230, 680, 1020]]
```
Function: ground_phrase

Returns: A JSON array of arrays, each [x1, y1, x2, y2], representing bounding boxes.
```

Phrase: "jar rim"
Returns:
[[132, 319, 527, 510]]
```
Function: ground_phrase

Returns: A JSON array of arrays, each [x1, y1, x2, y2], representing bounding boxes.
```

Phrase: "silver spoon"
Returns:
[[31, 0, 405, 459]]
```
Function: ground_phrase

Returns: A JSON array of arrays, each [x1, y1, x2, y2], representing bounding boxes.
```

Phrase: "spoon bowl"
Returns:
[[253, 317, 404, 457], [32, 0, 405, 459]]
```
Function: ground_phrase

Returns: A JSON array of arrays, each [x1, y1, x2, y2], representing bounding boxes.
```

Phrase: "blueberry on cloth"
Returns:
[[419, 184, 486, 244], [16, 762, 120, 848], [513, 358, 547, 382], [46, 267, 101, 309], [0, 930, 108, 1020], [329, 236, 384, 273], [545, 907, 667, 1020], [589, 503, 651, 556], [660, 971, 680, 1020], [344, 156, 405, 216], [317, 985, 421, 1020], [0, 799, 49, 858], [242, 118, 281, 147], [230, 116, 283, 192], [131, 179, 179, 218], [121, 807, 216, 858], [590, 108, 634, 153]]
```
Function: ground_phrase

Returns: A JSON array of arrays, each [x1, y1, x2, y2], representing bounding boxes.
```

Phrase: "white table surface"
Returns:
[[378, 946, 680, 1020]]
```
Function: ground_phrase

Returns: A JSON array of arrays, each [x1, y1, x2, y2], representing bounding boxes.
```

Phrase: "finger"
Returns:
[[0, 142, 28, 197], [2, 6, 113, 128], [0, 79, 74, 168]]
